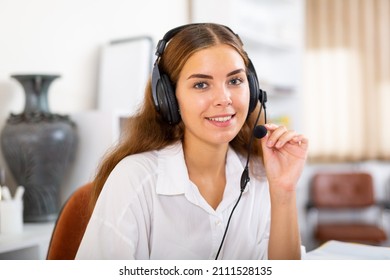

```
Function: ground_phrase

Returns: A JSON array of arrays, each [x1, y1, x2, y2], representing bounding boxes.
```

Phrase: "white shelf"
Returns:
[[0, 222, 55, 259]]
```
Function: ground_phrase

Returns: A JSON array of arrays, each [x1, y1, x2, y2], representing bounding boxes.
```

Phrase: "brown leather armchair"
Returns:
[[306, 172, 388, 246], [46, 182, 93, 259]]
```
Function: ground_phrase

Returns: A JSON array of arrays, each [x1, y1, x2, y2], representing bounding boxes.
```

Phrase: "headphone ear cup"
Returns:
[[247, 71, 259, 114], [157, 74, 181, 124]]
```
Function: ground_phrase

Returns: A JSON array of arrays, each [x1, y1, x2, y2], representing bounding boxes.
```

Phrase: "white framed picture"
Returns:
[[97, 36, 154, 116]]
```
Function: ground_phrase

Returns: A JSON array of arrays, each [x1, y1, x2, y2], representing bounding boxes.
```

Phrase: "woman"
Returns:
[[76, 23, 308, 260]]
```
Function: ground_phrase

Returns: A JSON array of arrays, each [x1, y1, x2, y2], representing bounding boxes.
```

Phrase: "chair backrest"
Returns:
[[46, 182, 93, 260], [310, 172, 375, 208]]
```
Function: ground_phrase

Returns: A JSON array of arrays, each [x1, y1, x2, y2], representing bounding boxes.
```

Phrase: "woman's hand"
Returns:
[[260, 123, 308, 193]]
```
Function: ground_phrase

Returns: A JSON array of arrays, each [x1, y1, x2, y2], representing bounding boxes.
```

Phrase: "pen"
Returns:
[[15, 186, 25, 200], [1, 186, 12, 200]]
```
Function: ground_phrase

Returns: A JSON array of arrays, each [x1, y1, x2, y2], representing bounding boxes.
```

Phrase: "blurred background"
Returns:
[[0, 0, 389, 257]]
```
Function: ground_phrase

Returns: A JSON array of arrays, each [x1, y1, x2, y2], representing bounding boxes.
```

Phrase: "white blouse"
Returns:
[[76, 142, 271, 260]]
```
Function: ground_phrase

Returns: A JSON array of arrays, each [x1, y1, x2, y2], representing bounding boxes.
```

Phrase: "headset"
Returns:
[[151, 23, 267, 125]]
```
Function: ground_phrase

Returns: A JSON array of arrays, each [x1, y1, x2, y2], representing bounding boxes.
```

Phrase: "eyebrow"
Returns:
[[187, 68, 246, 80]]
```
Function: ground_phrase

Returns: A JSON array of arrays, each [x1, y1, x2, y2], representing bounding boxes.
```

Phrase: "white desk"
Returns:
[[304, 240, 390, 259], [0, 222, 55, 259]]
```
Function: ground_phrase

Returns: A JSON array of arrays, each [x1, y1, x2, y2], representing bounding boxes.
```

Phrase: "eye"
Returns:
[[229, 77, 244, 86], [193, 81, 208, 89]]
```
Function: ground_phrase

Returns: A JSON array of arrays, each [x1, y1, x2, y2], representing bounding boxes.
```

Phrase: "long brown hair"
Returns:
[[90, 23, 264, 208]]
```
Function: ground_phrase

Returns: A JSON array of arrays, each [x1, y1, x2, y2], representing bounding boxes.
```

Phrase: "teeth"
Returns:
[[207, 116, 232, 122]]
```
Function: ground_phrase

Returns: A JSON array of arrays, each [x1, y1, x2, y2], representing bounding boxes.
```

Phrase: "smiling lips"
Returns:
[[206, 114, 235, 123]]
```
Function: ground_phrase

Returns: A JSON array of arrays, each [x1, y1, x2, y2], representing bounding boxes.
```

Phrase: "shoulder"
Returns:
[[115, 150, 159, 179], [107, 142, 184, 191], [93, 142, 186, 216], [116, 142, 182, 172]]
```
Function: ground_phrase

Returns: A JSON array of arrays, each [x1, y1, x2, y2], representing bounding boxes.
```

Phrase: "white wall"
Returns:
[[0, 0, 189, 197]]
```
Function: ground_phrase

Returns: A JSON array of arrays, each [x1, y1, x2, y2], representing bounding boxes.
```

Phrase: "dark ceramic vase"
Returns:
[[0, 74, 78, 222]]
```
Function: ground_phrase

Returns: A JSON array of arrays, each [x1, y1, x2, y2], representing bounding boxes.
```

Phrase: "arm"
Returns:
[[268, 187, 301, 259], [260, 123, 308, 260], [76, 158, 152, 259]]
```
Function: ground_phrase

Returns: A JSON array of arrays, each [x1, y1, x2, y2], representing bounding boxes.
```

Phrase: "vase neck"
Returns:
[[12, 75, 59, 115]]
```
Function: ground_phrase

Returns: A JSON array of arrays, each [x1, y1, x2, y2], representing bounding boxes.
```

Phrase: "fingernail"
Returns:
[[266, 123, 277, 129]]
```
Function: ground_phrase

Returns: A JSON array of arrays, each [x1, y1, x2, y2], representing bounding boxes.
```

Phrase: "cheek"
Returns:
[[233, 91, 250, 113], [179, 102, 206, 125], [177, 94, 210, 118]]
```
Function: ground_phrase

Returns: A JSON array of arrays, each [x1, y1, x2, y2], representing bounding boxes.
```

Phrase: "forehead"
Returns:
[[182, 44, 246, 73]]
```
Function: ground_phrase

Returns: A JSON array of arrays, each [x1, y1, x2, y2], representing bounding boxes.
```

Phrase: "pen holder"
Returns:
[[0, 199, 23, 234]]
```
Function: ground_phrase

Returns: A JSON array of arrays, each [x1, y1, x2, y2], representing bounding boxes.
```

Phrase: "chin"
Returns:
[[211, 132, 239, 145]]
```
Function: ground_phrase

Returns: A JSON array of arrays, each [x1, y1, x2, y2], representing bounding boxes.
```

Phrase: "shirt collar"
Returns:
[[155, 142, 247, 197]]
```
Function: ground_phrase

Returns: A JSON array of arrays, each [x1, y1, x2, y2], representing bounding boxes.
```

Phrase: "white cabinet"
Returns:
[[0, 222, 54, 259]]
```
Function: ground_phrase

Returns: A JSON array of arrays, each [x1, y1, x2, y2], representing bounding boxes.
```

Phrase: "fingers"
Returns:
[[263, 123, 306, 149], [292, 135, 308, 147]]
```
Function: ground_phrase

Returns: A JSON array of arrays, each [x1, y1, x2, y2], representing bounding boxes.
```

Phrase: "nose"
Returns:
[[214, 85, 232, 107]]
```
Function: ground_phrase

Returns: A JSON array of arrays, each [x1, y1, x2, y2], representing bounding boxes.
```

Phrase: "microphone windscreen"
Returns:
[[253, 125, 267, 139]]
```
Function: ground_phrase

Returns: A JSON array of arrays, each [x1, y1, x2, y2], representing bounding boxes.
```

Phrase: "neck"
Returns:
[[182, 138, 229, 209], [183, 139, 228, 176]]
